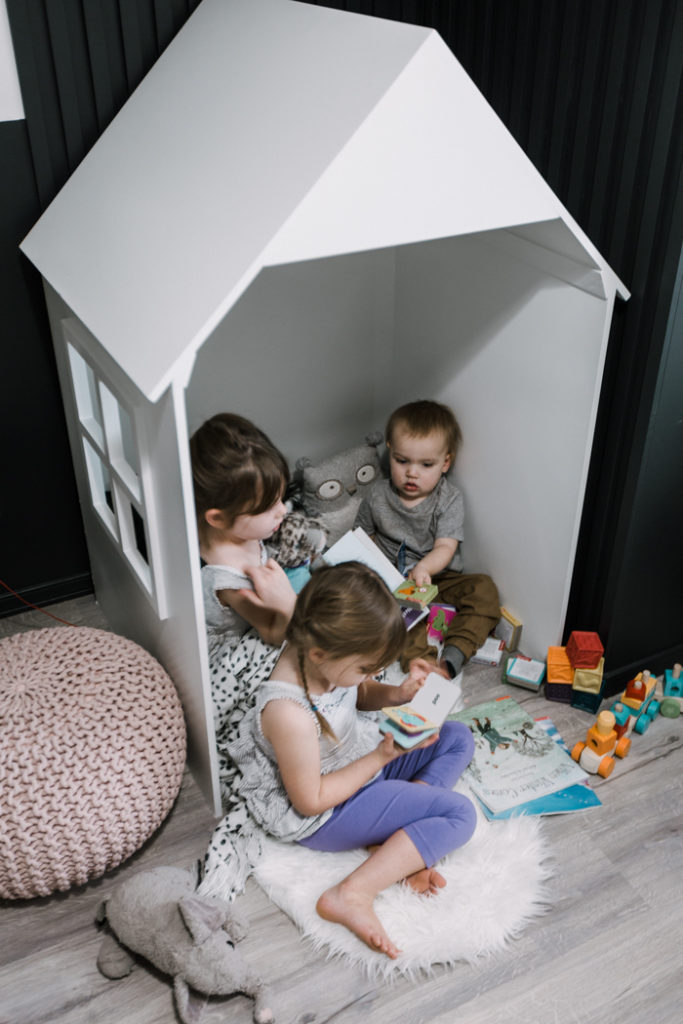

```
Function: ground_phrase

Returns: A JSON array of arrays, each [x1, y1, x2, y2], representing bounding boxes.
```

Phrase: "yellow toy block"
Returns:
[[572, 658, 605, 694]]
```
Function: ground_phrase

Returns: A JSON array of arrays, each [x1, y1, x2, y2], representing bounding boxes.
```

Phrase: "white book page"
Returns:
[[323, 527, 404, 590], [408, 672, 461, 727]]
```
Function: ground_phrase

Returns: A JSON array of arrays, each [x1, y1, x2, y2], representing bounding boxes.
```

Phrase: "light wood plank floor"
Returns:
[[1, 598, 682, 1024]]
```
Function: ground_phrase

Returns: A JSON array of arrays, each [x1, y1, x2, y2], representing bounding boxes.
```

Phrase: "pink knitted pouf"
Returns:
[[0, 626, 186, 899]]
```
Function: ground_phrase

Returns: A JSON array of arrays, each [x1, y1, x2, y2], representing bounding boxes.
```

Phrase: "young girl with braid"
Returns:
[[228, 562, 477, 959]]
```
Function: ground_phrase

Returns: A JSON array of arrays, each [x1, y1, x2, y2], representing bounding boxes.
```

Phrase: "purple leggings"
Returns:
[[298, 721, 477, 868]]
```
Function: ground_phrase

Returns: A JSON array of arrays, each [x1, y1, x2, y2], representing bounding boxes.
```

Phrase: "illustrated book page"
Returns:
[[449, 696, 587, 813], [479, 716, 601, 818]]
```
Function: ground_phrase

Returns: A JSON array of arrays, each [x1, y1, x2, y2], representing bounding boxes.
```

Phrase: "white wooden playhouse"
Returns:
[[21, 0, 627, 813]]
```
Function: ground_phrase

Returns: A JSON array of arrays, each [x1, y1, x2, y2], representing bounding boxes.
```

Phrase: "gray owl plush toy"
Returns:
[[296, 432, 383, 546]]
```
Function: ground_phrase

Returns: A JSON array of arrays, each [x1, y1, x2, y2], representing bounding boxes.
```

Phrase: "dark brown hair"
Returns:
[[190, 413, 289, 531], [385, 400, 462, 460], [287, 562, 406, 738]]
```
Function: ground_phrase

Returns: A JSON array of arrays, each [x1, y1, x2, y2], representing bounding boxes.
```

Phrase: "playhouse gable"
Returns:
[[20, 0, 430, 401], [264, 30, 561, 267], [263, 29, 626, 303], [20, 0, 625, 404]]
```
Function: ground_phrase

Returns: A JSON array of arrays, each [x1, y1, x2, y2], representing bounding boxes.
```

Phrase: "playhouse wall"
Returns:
[[188, 231, 612, 662], [186, 248, 396, 455], [43, 284, 222, 815], [390, 232, 612, 657], [185, 234, 610, 659]]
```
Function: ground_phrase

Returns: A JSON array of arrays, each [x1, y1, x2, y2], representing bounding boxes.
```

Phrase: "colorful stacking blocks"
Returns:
[[545, 631, 606, 712]]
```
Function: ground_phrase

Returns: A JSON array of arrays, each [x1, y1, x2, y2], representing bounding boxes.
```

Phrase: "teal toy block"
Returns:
[[664, 663, 683, 697], [570, 687, 604, 715]]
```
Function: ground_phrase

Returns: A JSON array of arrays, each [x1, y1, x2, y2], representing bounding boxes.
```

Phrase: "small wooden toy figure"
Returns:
[[571, 710, 631, 778], [616, 670, 660, 734]]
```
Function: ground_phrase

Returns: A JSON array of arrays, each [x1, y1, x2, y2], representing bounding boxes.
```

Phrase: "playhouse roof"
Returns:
[[21, 0, 627, 403]]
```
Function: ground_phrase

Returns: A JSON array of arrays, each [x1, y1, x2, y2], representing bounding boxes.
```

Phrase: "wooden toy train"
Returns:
[[571, 664, 681, 778]]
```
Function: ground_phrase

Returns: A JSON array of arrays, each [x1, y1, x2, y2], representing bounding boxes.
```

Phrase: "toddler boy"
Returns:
[[355, 399, 500, 678]]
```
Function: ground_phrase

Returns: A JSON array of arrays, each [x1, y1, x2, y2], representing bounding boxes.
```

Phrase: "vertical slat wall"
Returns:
[[306, 0, 683, 678], [7, 0, 202, 208], [7, 0, 682, 678]]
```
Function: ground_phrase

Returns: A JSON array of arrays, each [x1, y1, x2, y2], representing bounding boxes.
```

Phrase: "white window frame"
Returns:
[[62, 318, 168, 618]]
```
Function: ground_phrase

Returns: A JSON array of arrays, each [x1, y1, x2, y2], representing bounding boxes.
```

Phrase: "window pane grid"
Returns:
[[64, 322, 161, 612]]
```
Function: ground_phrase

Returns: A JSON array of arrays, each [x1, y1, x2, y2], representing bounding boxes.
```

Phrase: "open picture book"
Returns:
[[449, 696, 596, 816], [322, 526, 430, 629]]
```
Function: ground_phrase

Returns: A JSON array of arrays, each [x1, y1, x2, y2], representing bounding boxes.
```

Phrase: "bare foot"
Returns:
[[404, 866, 447, 895], [316, 883, 402, 959]]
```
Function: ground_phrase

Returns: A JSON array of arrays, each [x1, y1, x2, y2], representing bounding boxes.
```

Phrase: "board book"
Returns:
[[393, 579, 439, 609], [503, 654, 546, 692], [449, 696, 588, 814], [323, 527, 429, 629], [379, 671, 462, 748]]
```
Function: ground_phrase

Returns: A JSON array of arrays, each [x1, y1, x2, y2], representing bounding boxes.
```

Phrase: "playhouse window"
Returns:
[[67, 344, 104, 450], [82, 437, 117, 539], [63, 322, 166, 617]]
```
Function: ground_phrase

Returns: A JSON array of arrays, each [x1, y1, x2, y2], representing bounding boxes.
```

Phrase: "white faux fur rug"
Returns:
[[253, 783, 553, 979]]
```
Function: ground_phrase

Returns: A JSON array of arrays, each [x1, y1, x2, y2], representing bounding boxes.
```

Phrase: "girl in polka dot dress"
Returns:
[[190, 412, 299, 806]]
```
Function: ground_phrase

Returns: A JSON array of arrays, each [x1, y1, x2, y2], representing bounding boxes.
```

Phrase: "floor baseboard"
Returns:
[[0, 574, 94, 619]]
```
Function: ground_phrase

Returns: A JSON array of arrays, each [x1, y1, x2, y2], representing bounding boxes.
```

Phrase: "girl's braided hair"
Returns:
[[287, 562, 406, 738]]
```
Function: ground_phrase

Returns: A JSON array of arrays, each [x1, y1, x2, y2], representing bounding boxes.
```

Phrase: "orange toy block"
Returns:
[[547, 646, 574, 683], [585, 710, 619, 756]]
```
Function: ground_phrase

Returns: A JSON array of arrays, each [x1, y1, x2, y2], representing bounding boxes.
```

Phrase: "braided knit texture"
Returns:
[[0, 626, 186, 899]]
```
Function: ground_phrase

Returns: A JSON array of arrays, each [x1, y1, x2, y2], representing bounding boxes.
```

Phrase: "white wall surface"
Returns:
[[0, 0, 23, 121], [187, 248, 396, 462]]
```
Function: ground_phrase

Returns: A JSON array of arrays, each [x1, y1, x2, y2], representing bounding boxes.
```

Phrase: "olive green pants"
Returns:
[[400, 569, 500, 671]]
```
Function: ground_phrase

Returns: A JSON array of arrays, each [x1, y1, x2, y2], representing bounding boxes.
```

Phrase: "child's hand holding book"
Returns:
[[378, 671, 464, 749]]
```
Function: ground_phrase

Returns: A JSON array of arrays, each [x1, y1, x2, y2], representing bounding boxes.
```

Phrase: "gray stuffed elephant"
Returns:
[[96, 864, 274, 1023]]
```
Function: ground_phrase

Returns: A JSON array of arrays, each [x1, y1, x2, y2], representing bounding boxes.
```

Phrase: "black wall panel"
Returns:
[[0, 119, 90, 614], [3, 0, 682, 687], [1, 0, 201, 615]]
